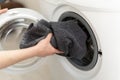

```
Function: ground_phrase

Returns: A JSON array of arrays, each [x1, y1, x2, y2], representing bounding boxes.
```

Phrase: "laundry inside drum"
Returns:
[[58, 12, 99, 71]]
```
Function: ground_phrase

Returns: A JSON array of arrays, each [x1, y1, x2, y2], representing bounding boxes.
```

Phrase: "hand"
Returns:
[[34, 33, 63, 57], [0, 8, 8, 14], [0, 33, 62, 69]]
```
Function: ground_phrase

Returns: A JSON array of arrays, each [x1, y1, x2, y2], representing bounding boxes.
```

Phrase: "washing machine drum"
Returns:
[[0, 8, 47, 73]]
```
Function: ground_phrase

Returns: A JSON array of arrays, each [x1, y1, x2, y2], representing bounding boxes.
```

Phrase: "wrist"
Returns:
[[30, 46, 42, 56]]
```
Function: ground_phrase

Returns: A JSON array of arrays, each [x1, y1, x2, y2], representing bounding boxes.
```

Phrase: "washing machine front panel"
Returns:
[[65, 0, 120, 12], [50, 3, 120, 80], [0, 8, 52, 80], [50, 5, 102, 80], [82, 11, 120, 80]]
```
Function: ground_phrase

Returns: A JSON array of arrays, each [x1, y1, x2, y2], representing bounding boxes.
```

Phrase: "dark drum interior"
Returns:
[[58, 12, 101, 71]]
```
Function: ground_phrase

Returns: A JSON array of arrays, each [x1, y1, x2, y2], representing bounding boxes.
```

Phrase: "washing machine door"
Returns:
[[0, 8, 48, 74], [48, 5, 102, 80]]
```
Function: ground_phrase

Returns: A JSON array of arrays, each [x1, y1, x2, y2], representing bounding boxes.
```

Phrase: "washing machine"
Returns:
[[36, 0, 120, 80], [0, 0, 120, 80]]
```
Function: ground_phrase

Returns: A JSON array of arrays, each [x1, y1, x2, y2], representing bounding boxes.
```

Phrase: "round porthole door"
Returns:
[[49, 5, 102, 80], [0, 8, 48, 74]]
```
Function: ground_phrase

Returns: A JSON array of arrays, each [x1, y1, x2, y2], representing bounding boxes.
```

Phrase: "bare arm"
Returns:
[[0, 9, 62, 69], [0, 33, 61, 69], [0, 47, 38, 69]]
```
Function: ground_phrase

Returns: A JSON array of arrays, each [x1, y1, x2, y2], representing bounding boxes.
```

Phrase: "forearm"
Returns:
[[0, 47, 38, 69], [0, 33, 61, 69]]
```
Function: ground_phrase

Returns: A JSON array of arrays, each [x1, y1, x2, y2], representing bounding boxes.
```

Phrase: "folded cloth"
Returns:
[[20, 19, 87, 60]]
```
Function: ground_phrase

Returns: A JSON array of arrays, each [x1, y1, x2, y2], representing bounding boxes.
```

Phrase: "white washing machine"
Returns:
[[0, 0, 120, 80], [46, 0, 120, 80]]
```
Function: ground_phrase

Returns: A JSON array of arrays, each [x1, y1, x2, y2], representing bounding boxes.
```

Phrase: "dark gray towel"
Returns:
[[20, 19, 87, 60], [20, 20, 51, 48]]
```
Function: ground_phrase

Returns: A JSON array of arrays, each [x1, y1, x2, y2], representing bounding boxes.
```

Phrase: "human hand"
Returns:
[[0, 8, 8, 14], [34, 33, 63, 57]]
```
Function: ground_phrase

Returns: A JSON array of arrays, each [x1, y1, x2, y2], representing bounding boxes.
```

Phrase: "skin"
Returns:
[[0, 33, 62, 69], [0, 9, 62, 69], [0, 8, 8, 14]]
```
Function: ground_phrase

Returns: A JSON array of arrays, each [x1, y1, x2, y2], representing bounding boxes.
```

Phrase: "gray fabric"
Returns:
[[20, 20, 51, 48], [20, 19, 87, 60]]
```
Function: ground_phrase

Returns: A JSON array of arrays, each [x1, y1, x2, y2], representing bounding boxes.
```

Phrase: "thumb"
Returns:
[[44, 33, 52, 42]]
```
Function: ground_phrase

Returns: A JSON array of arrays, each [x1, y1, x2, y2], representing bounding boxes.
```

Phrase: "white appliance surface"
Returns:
[[0, 0, 120, 80]]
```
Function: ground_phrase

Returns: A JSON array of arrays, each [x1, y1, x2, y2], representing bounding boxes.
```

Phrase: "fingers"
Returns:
[[0, 8, 8, 14], [45, 33, 64, 54], [55, 49, 64, 54]]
